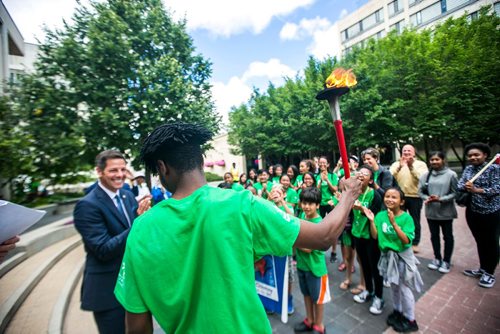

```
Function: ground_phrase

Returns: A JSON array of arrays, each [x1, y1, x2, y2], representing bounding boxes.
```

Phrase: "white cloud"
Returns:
[[212, 77, 252, 125], [279, 17, 330, 41], [165, 0, 315, 37], [242, 58, 296, 82], [279, 16, 341, 60], [339, 9, 349, 19], [214, 58, 297, 125], [308, 23, 342, 60]]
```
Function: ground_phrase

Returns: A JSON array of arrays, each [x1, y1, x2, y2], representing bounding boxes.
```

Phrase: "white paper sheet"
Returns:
[[0, 200, 46, 243]]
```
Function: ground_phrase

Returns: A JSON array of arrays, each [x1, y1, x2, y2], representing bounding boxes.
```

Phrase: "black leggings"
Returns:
[[427, 219, 454, 263], [353, 236, 383, 298], [465, 209, 500, 275]]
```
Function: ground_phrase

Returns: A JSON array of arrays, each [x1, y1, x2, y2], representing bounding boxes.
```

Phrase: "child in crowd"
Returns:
[[297, 159, 314, 188], [254, 169, 271, 199], [272, 164, 284, 184], [280, 174, 299, 209], [294, 187, 331, 334], [287, 165, 300, 190], [297, 172, 317, 218], [364, 188, 423, 333], [223, 172, 244, 191], [269, 184, 296, 314], [248, 168, 258, 184], [316, 156, 339, 262], [350, 166, 383, 314]]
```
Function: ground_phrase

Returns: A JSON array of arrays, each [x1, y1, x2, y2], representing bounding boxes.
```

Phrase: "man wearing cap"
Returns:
[[390, 144, 428, 252]]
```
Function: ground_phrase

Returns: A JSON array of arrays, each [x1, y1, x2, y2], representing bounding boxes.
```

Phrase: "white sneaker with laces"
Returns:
[[353, 290, 371, 304], [478, 273, 495, 288], [427, 259, 441, 270], [438, 261, 451, 273], [369, 296, 384, 315]]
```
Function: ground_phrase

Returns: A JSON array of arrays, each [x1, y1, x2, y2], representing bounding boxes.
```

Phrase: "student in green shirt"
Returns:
[[350, 165, 383, 315], [269, 184, 295, 314], [223, 172, 244, 191], [287, 164, 300, 190], [364, 188, 422, 333], [114, 122, 362, 334], [294, 187, 331, 334], [271, 164, 284, 184], [279, 174, 299, 209], [254, 169, 272, 199], [296, 159, 314, 189]]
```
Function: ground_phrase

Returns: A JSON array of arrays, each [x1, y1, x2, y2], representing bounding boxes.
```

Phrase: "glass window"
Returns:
[[421, 1, 442, 23], [494, 2, 500, 16], [447, 0, 470, 11], [388, 0, 402, 17]]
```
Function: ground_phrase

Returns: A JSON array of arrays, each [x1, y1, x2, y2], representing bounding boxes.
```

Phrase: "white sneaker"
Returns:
[[438, 261, 451, 273], [369, 296, 384, 315], [353, 290, 371, 304], [427, 259, 441, 270]]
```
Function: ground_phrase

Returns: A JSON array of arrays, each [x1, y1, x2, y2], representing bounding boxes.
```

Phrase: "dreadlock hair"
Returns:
[[140, 122, 213, 174]]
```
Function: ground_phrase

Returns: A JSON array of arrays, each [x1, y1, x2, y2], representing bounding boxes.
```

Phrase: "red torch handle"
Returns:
[[333, 120, 350, 179]]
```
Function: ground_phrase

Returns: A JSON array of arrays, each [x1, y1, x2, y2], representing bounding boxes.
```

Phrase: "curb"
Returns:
[[0, 236, 82, 333], [48, 258, 85, 334]]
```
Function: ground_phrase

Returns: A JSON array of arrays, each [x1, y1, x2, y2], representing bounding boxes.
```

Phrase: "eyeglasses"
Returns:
[[355, 171, 371, 177]]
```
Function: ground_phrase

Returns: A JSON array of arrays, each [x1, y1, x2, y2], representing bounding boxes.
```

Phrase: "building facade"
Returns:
[[203, 133, 247, 178], [337, 0, 499, 55], [0, 1, 25, 93]]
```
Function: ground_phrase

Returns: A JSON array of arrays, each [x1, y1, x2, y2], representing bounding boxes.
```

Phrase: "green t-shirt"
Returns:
[[316, 173, 339, 206], [232, 183, 245, 191], [114, 185, 300, 333], [296, 174, 304, 188], [285, 187, 299, 205], [271, 176, 281, 184], [351, 188, 376, 239], [296, 216, 327, 277], [253, 182, 272, 199], [375, 210, 415, 252]]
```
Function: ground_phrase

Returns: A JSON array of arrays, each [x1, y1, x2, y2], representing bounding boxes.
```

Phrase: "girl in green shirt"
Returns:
[[364, 188, 421, 333]]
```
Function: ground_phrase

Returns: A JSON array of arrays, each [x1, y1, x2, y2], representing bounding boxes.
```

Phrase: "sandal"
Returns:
[[350, 285, 365, 295], [338, 262, 346, 272], [339, 280, 351, 290]]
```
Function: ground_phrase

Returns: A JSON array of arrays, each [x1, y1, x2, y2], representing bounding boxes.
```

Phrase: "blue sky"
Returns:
[[4, 0, 369, 125]]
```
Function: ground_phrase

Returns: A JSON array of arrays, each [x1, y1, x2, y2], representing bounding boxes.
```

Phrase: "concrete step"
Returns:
[[4, 244, 84, 334], [0, 218, 76, 278], [0, 234, 82, 333], [63, 276, 98, 334]]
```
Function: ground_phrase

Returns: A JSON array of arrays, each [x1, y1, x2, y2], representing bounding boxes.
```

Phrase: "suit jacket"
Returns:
[[74, 185, 138, 311]]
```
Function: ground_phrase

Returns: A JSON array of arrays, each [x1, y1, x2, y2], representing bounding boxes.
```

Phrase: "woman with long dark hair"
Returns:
[[418, 151, 457, 274]]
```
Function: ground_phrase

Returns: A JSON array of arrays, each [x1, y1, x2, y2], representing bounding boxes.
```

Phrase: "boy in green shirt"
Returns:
[[294, 187, 331, 334], [114, 122, 362, 334]]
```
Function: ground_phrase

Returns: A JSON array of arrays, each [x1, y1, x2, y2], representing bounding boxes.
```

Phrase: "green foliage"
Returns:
[[228, 7, 500, 165], [9, 0, 220, 188], [204, 171, 223, 182]]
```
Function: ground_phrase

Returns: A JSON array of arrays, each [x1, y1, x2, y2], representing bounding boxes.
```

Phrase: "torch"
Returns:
[[316, 68, 357, 179]]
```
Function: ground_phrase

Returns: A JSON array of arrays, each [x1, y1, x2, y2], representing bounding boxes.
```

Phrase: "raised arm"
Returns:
[[294, 177, 361, 250]]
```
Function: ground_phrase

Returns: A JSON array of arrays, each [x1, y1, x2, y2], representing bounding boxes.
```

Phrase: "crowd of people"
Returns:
[[216, 142, 498, 333], [2, 119, 497, 334]]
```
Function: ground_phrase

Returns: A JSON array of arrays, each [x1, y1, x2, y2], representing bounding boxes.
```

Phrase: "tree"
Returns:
[[15, 0, 219, 181]]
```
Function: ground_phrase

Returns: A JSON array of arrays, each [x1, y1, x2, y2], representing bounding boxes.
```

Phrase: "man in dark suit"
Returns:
[[74, 150, 150, 333]]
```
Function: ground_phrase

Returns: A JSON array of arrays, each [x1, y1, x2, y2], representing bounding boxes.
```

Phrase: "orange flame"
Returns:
[[325, 68, 357, 88]]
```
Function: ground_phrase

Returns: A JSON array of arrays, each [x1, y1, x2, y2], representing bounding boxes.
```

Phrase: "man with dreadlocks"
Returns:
[[114, 122, 362, 333]]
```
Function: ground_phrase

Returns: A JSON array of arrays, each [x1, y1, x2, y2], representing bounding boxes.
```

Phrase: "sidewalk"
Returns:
[[268, 206, 499, 333]]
